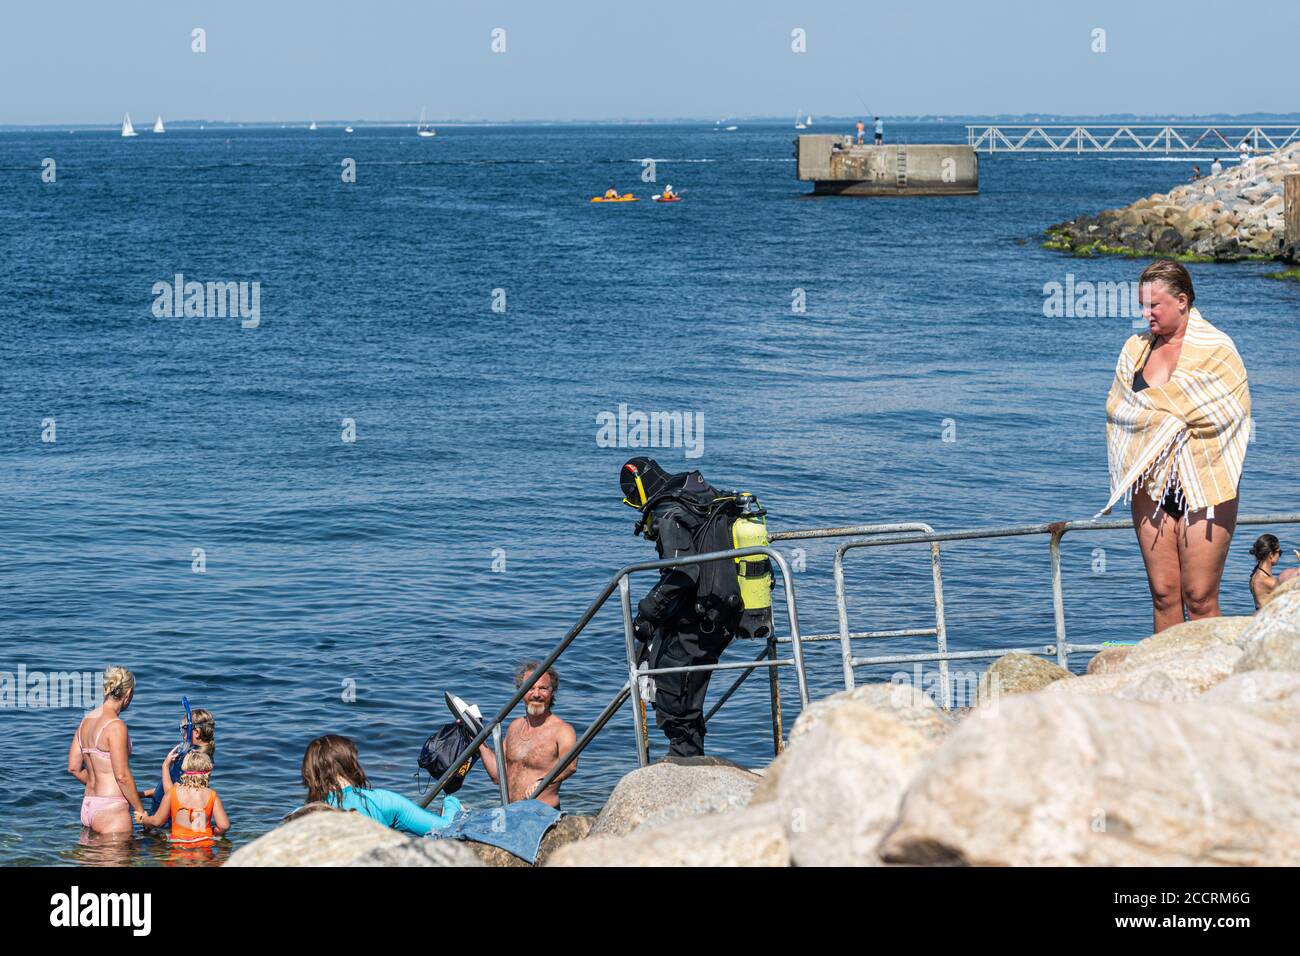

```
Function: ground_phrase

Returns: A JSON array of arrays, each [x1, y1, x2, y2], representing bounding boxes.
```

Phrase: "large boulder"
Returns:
[[787, 681, 955, 744], [878, 693, 1300, 866], [1236, 579, 1300, 672], [1046, 617, 1246, 700], [978, 653, 1072, 701], [750, 699, 941, 865], [1085, 646, 1133, 676], [467, 814, 594, 867], [588, 757, 761, 838], [545, 803, 788, 867], [225, 809, 484, 867]]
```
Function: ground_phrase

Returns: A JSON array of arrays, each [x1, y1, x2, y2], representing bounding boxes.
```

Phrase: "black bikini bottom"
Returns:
[[1158, 488, 1186, 520]]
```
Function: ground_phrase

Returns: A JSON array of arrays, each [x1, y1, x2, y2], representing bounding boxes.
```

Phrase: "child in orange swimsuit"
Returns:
[[137, 751, 230, 843]]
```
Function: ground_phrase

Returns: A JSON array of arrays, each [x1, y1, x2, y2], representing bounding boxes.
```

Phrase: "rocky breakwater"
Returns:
[[1045, 144, 1300, 262], [553, 578, 1300, 866], [225, 580, 1300, 866]]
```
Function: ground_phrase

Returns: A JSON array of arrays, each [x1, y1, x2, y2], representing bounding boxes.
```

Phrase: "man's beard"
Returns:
[[526, 701, 548, 717]]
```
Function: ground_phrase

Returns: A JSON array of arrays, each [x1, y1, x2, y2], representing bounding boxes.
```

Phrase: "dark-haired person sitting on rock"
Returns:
[[1249, 534, 1300, 610], [301, 734, 461, 835]]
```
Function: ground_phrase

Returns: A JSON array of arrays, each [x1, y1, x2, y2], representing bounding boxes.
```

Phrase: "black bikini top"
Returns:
[[1133, 339, 1157, 392]]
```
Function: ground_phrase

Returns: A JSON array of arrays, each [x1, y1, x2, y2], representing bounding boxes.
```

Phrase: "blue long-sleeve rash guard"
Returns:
[[328, 786, 461, 836]]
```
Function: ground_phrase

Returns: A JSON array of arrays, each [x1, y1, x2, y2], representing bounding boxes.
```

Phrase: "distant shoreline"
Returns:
[[5, 113, 1300, 132]]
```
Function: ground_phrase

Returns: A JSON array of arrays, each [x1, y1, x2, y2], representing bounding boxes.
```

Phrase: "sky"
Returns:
[[3, 0, 1298, 125]]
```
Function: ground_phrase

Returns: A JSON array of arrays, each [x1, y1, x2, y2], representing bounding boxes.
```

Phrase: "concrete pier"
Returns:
[[796, 135, 978, 196]]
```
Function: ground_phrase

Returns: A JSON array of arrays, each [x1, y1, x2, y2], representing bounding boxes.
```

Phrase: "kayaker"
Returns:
[[604, 187, 619, 200], [661, 184, 676, 200]]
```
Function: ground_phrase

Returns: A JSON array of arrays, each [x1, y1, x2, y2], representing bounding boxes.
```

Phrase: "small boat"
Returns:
[[153, 115, 165, 134], [416, 106, 436, 138], [806, 115, 813, 126], [795, 110, 805, 130], [724, 125, 738, 131], [309, 121, 317, 131], [121, 113, 137, 137], [344, 126, 354, 134]]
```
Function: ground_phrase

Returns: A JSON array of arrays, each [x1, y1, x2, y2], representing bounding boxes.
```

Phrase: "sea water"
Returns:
[[1, 122, 1296, 864]]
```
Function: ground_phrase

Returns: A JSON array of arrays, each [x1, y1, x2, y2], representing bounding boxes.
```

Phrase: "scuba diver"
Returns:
[[619, 457, 773, 757], [604, 186, 620, 199]]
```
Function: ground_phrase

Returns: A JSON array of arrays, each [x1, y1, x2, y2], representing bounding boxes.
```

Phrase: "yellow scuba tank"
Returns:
[[731, 493, 774, 639]]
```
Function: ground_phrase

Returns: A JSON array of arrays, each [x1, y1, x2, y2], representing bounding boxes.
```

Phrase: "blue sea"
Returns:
[[1, 122, 1297, 865]]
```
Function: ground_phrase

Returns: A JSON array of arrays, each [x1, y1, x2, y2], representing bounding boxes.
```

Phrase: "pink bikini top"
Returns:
[[80, 717, 132, 758]]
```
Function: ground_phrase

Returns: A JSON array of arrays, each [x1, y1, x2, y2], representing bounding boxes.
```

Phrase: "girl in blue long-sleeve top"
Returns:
[[302, 735, 461, 835]]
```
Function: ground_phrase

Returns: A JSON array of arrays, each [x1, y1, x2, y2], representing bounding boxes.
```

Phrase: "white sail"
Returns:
[[807, 115, 813, 125], [121, 113, 137, 137], [417, 106, 436, 137], [308, 120, 317, 130], [153, 115, 165, 133]]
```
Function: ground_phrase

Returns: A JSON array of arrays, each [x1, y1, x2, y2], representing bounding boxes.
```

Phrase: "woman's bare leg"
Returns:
[[1132, 488, 1184, 633], [1177, 495, 1238, 619]]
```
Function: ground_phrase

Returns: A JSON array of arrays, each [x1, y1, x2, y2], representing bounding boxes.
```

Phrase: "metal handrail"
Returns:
[[418, 544, 808, 807], [830, 512, 1300, 707], [422, 511, 1300, 807]]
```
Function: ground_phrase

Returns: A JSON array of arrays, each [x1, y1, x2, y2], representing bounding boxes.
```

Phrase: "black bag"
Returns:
[[417, 721, 478, 793]]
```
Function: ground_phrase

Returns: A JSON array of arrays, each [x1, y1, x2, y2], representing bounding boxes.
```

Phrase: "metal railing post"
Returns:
[[767, 635, 784, 756], [769, 549, 809, 706], [929, 541, 951, 709], [491, 724, 510, 806], [620, 574, 650, 767], [1049, 524, 1068, 667], [834, 548, 855, 691]]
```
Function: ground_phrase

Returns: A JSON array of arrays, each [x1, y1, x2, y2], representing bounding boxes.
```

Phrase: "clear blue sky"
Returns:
[[3, 0, 1297, 124]]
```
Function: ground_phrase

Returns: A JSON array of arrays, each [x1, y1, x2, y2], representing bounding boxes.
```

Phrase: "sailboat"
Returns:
[[153, 115, 165, 134], [308, 120, 317, 131], [121, 113, 137, 137], [806, 115, 813, 126], [794, 110, 806, 130], [416, 106, 436, 138]]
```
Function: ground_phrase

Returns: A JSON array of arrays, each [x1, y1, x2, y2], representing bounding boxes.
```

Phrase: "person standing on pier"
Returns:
[[874, 116, 884, 144], [856, 119, 865, 145], [1099, 260, 1251, 633]]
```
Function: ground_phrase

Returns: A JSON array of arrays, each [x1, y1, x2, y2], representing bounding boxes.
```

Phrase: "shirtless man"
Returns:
[[477, 662, 577, 808]]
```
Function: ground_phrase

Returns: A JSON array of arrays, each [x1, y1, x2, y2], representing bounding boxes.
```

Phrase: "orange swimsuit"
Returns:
[[170, 788, 218, 842]]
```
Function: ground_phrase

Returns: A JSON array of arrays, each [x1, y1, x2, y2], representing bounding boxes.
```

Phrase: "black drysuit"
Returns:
[[635, 489, 733, 757]]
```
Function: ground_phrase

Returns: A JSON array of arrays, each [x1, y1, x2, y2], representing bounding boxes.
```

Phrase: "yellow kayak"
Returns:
[[591, 194, 638, 203]]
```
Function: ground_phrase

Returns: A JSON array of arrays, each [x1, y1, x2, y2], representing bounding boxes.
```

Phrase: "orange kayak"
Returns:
[[591, 194, 638, 203], [654, 196, 682, 203]]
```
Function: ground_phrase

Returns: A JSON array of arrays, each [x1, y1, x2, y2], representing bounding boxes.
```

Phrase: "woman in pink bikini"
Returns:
[[67, 666, 147, 835]]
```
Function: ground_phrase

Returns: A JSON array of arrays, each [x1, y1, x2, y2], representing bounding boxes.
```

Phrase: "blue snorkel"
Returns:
[[181, 696, 192, 750]]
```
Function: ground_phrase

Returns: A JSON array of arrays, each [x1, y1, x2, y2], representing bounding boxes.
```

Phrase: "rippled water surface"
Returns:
[[2, 122, 1296, 864]]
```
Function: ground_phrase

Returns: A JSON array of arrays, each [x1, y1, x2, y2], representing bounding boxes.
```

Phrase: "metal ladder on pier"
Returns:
[[896, 146, 908, 188], [418, 511, 1300, 809]]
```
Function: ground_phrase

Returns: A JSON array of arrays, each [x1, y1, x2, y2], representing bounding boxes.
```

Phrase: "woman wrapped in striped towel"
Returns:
[[1099, 260, 1251, 633]]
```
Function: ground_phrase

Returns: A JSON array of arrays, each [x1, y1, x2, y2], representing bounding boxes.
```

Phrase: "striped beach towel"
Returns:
[[1099, 309, 1251, 519]]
